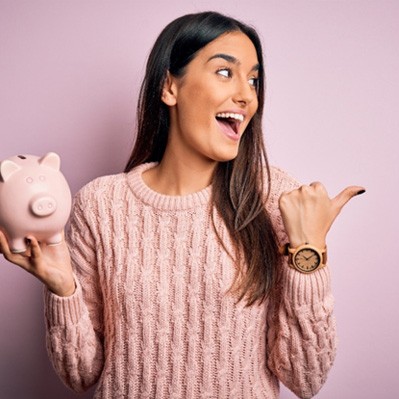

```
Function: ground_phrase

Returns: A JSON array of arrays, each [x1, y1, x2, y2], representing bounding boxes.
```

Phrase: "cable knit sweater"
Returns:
[[44, 162, 336, 399]]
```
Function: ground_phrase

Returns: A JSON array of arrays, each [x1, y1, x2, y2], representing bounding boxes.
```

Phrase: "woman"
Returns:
[[0, 11, 364, 399]]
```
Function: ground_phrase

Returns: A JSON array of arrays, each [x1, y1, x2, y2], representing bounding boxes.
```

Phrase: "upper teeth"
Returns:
[[216, 113, 244, 122]]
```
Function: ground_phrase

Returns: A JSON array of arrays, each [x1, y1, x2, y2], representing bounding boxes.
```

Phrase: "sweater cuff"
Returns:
[[282, 263, 332, 307], [44, 276, 85, 326]]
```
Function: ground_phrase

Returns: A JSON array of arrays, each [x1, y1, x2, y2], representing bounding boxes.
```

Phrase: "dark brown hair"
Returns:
[[125, 11, 281, 306]]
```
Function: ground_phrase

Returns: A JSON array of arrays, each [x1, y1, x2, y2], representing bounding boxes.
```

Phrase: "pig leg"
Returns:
[[46, 232, 63, 246], [9, 237, 27, 253]]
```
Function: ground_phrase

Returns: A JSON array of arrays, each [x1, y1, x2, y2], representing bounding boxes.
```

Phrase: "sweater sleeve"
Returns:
[[44, 185, 104, 393], [266, 167, 337, 399]]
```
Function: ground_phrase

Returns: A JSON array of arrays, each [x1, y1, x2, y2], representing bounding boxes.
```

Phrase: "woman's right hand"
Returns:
[[0, 230, 75, 297]]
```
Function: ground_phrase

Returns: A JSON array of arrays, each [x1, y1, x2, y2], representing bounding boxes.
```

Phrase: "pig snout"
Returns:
[[29, 194, 57, 217]]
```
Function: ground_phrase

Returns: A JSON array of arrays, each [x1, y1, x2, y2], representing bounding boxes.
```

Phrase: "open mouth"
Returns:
[[215, 112, 244, 137]]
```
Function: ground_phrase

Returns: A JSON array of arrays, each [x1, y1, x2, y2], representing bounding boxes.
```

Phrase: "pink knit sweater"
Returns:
[[44, 162, 336, 399]]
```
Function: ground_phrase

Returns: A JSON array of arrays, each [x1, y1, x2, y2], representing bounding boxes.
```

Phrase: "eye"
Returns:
[[248, 77, 259, 89], [216, 68, 231, 78]]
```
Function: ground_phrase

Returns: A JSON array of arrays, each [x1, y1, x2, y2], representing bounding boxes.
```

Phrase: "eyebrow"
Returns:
[[207, 53, 260, 72]]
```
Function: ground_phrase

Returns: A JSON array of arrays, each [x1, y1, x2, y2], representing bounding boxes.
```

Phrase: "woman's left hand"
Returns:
[[278, 182, 365, 248]]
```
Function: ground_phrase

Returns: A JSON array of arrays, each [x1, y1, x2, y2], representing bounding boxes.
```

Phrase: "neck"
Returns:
[[142, 149, 217, 196]]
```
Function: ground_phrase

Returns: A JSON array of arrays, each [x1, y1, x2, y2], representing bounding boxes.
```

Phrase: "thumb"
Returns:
[[332, 186, 366, 211]]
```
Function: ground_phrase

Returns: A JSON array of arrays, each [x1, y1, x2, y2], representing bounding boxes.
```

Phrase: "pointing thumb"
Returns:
[[332, 186, 366, 211]]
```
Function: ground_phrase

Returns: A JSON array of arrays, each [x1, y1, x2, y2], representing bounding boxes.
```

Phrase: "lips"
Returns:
[[215, 112, 245, 140]]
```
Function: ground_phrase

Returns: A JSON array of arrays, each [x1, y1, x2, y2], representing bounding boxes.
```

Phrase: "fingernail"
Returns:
[[356, 189, 366, 196]]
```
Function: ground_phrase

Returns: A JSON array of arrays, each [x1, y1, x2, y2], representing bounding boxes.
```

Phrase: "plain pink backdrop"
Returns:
[[1, 1, 398, 398]]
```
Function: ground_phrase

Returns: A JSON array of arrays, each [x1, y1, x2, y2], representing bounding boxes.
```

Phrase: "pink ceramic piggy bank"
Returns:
[[0, 152, 72, 253]]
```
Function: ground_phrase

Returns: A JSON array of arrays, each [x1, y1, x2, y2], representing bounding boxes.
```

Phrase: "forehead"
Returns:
[[196, 31, 259, 66]]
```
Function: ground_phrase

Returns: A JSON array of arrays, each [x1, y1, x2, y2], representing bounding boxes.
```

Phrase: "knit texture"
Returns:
[[44, 163, 336, 399]]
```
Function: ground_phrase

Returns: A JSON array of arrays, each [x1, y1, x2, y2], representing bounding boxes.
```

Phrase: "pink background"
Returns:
[[1, 1, 398, 398]]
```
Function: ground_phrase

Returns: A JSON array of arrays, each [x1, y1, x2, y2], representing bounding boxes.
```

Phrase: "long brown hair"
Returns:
[[125, 11, 281, 306]]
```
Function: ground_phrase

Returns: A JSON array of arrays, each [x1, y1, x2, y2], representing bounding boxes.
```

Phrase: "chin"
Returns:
[[212, 151, 239, 163]]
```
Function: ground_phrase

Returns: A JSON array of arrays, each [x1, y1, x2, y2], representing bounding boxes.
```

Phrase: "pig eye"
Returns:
[[39, 175, 46, 181], [17, 155, 26, 159], [26, 177, 33, 183]]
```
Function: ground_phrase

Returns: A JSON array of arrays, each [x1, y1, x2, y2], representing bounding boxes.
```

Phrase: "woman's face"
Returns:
[[163, 31, 259, 167]]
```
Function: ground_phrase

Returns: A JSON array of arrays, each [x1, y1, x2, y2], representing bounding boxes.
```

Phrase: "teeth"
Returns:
[[216, 112, 244, 122]]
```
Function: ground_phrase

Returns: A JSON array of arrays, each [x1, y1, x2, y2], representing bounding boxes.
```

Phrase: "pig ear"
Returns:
[[0, 160, 21, 182], [39, 152, 61, 170]]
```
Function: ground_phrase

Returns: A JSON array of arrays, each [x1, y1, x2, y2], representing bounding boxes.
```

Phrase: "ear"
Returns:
[[39, 152, 61, 170], [161, 71, 178, 106], [0, 160, 21, 182]]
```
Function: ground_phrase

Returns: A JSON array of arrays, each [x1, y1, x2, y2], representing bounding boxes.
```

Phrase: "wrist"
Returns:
[[288, 236, 326, 249], [48, 276, 76, 297]]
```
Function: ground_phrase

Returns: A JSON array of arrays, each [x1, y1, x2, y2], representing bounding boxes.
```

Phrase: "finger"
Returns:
[[0, 230, 10, 256], [26, 236, 42, 260], [309, 181, 328, 195], [0, 231, 28, 268], [309, 181, 323, 187], [332, 185, 366, 211]]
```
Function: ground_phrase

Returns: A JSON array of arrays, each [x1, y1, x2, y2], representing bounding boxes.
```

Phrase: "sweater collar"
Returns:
[[126, 162, 212, 211]]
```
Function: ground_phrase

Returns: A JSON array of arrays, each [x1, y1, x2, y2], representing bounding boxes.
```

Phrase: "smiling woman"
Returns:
[[128, 15, 280, 311], [0, 10, 365, 399]]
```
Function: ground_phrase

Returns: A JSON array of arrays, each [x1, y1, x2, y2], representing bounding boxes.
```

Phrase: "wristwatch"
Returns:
[[281, 243, 327, 274]]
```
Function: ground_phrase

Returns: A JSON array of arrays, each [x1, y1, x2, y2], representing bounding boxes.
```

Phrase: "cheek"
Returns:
[[247, 104, 259, 127], [246, 97, 259, 119], [251, 97, 259, 116], [180, 98, 216, 129]]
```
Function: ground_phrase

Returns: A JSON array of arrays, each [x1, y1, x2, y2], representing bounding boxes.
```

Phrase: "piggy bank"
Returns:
[[0, 152, 72, 253]]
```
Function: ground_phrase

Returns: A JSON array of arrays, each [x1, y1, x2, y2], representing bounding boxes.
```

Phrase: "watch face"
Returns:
[[293, 248, 321, 273]]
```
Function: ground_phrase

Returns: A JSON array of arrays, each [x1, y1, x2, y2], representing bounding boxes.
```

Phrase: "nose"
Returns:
[[233, 77, 257, 107], [30, 195, 57, 217]]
